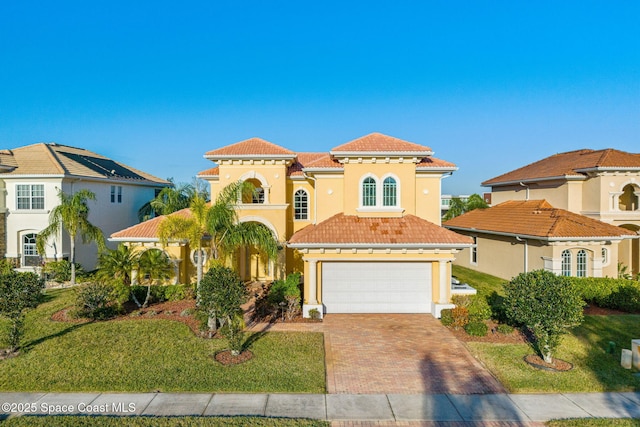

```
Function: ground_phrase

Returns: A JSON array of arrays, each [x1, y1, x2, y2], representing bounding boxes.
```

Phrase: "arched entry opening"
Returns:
[[619, 224, 640, 277], [237, 217, 279, 282]]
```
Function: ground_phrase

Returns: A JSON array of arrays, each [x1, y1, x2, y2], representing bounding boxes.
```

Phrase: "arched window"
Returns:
[[577, 250, 587, 277], [242, 178, 265, 204], [382, 177, 397, 206], [561, 250, 571, 276], [23, 233, 40, 267], [362, 177, 376, 207], [294, 189, 308, 220], [619, 184, 639, 211], [601, 247, 608, 266]]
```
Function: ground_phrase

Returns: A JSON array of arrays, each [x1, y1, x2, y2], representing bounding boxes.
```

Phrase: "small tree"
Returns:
[[0, 271, 44, 353], [97, 244, 138, 286], [199, 265, 247, 354], [504, 270, 584, 363], [137, 249, 173, 308]]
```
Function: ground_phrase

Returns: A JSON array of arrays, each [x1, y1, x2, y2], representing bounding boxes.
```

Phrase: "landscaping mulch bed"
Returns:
[[51, 299, 203, 336], [213, 349, 254, 365], [524, 354, 573, 372], [584, 305, 629, 316], [448, 320, 528, 344]]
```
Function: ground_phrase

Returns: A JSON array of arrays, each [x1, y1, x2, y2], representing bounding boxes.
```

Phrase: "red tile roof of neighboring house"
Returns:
[[416, 156, 457, 169], [483, 149, 640, 186], [110, 208, 192, 240], [288, 213, 473, 246], [331, 132, 433, 154], [444, 200, 635, 239], [204, 137, 296, 158]]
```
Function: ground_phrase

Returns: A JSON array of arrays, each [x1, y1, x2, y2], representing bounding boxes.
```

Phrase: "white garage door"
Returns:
[[322, 262, 432, 313]]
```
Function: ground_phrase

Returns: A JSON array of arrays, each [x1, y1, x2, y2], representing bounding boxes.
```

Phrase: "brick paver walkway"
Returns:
[[324, 314, 505, 395]]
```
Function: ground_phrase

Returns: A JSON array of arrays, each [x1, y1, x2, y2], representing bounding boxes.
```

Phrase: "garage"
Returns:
[[321, 262, 432, 313]]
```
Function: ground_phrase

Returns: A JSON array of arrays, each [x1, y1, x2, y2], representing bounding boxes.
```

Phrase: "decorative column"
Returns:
[[439, 260, 448, 304], [303, 259, 322, 318]]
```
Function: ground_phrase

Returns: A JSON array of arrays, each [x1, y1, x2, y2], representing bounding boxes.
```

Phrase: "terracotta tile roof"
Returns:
[[483, 149, 640, 186], [331, 132, 433, 154], [288, 213, 473, 246], [288, 152, 330, 176], [204, 137, 296, 158], [416, 156, 457, 169], [110, 208, 192, 240], [444, 200, 636, 239], [197, 166, 220, 177], [0, 143, 168, 184]]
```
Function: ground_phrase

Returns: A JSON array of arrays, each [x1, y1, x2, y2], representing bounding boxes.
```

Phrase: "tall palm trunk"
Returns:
[[70, 239, 76, 285]]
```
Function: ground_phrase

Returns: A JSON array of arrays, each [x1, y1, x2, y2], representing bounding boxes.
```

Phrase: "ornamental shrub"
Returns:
[[440, 309, 454, 327], [451, 306, 469, 330], [0, 271, 44, 352], [566, 277, 640, 313], [496, 323, 514, 335], [44, 260, 85, 283], [74, 281, 118, 320], [468, 295, 492, 322], [465, 321, 488, 337], [504, 270, 584, 363], [199, 265, 247, 332]]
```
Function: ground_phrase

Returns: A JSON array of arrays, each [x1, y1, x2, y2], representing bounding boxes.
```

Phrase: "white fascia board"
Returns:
[[481, 174, 586, 187], [416, 166, 458, 173], [3, 174, 169, 187], [204, 154, 297, 161], [302, 167, 344, 174], [286, 242, 473, 249], [574, 167, 640, 173], [109, 237, 161, 243], [444, 226, 629, 242], [330, 150, 434, 157]]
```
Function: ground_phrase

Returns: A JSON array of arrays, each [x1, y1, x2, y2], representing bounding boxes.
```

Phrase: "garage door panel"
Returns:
[[322, 262, 432, 313]]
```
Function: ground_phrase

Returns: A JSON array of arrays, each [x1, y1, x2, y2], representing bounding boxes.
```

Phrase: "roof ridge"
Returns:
[[41, 143, 68, 175]]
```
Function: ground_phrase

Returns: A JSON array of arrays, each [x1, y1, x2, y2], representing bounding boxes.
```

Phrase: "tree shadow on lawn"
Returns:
[[21, 321, 91, 353], [241, 331, 268, 353]]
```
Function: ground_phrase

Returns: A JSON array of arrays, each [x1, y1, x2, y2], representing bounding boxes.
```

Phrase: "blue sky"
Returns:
[[1, 1, 638, 195]]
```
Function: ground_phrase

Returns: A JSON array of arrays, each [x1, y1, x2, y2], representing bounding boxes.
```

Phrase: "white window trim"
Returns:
[[470, 236, 478, 266], [601, 247, 610, 267], [16, 183, 45, 211], [576, 249, 588, 278], [561, 249, 572, 276], [293, 188, 310, 221], [357, 173, 403, 211]]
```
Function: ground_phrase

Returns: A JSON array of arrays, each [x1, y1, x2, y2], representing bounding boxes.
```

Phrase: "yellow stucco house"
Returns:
[[111, 133, 473, 317], [445, 148, 640, 280]]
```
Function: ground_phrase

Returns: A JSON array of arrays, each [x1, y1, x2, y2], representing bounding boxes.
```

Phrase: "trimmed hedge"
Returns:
[[130, 284, 194, 305], [567, 277, 640, 313]]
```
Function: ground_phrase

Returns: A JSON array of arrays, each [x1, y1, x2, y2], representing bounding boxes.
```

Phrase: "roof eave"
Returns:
[[287, 242, 473, 249], [416, 166, 458, 172], [204, 154, 297, 161], [482, 174, 586, 187], [329, 150, 434, 158], [444, 225, 630, 242]]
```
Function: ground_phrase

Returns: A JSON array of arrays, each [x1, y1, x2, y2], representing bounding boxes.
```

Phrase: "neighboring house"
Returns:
[[440, 194, 470, 217], [0, 143, 169, 271], [482, 148, 640, 276], [111, 133, 473, 317], [444, 200, 635, 280]]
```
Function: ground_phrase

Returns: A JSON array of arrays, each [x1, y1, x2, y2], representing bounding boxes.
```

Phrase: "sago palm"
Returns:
[[97, 244, 138, 285], [36, 189, 106, 285], [138, 248, 173, 308]]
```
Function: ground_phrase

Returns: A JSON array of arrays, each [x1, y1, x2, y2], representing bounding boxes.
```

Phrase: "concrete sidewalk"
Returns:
[[0, 392, 639, 423]]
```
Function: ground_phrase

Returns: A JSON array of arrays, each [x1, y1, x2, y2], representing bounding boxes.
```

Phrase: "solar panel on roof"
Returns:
[[59, 152, 144, 180]]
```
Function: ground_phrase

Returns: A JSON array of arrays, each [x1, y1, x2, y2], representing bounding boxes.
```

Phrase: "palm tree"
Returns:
[[158, 195, 211, 289], [36, 189, 106, 285], [138, 249, 173, 308], [97, 244, 138, 286], [138, 178, 209, 221], [443, 193, 489, 221]]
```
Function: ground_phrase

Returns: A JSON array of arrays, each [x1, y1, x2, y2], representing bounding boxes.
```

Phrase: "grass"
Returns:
[[1, 416, 328, 426], [452, 265, 508, 296], [451, 266, 640, 393], [546, 420, 640, 427], [0, 289, 325, 393]]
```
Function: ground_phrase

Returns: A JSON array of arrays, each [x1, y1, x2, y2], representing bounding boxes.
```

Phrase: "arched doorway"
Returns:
[[619, 224, 640, 276], [237, 218, 279, 282], [619, 184, 640, 211]]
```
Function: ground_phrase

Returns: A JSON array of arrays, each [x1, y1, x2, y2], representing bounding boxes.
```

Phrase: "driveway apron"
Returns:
[[323, 314, 505, 394]]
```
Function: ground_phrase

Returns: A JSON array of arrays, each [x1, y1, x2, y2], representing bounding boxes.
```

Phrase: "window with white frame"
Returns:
[[382, 177, 397, 206], [362, 177, 376, 207], [110, 185, 122, 203], [294, 189, 309, 220], [561, 250, 571, 276], [16, 184, 45, 210], [22, 233, 40, 267], [471, 236, 478, 264], [577, 249, 587, 277]]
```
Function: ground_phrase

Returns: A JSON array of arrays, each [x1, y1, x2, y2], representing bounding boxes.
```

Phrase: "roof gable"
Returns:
[[204, 137, 296, 158], [331, 132, 433, 156], [110, 208, 192, 240]]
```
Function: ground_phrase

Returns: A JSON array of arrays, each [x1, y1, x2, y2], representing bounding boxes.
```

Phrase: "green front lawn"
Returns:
[[0, 289, 325, 393], [547, 420, 640, 427], [1, 417, 328, 426], [452, 265, 508, 296]]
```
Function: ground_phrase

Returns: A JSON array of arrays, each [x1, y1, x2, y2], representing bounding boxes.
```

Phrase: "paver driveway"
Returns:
[[323, 314, 505, 394]]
